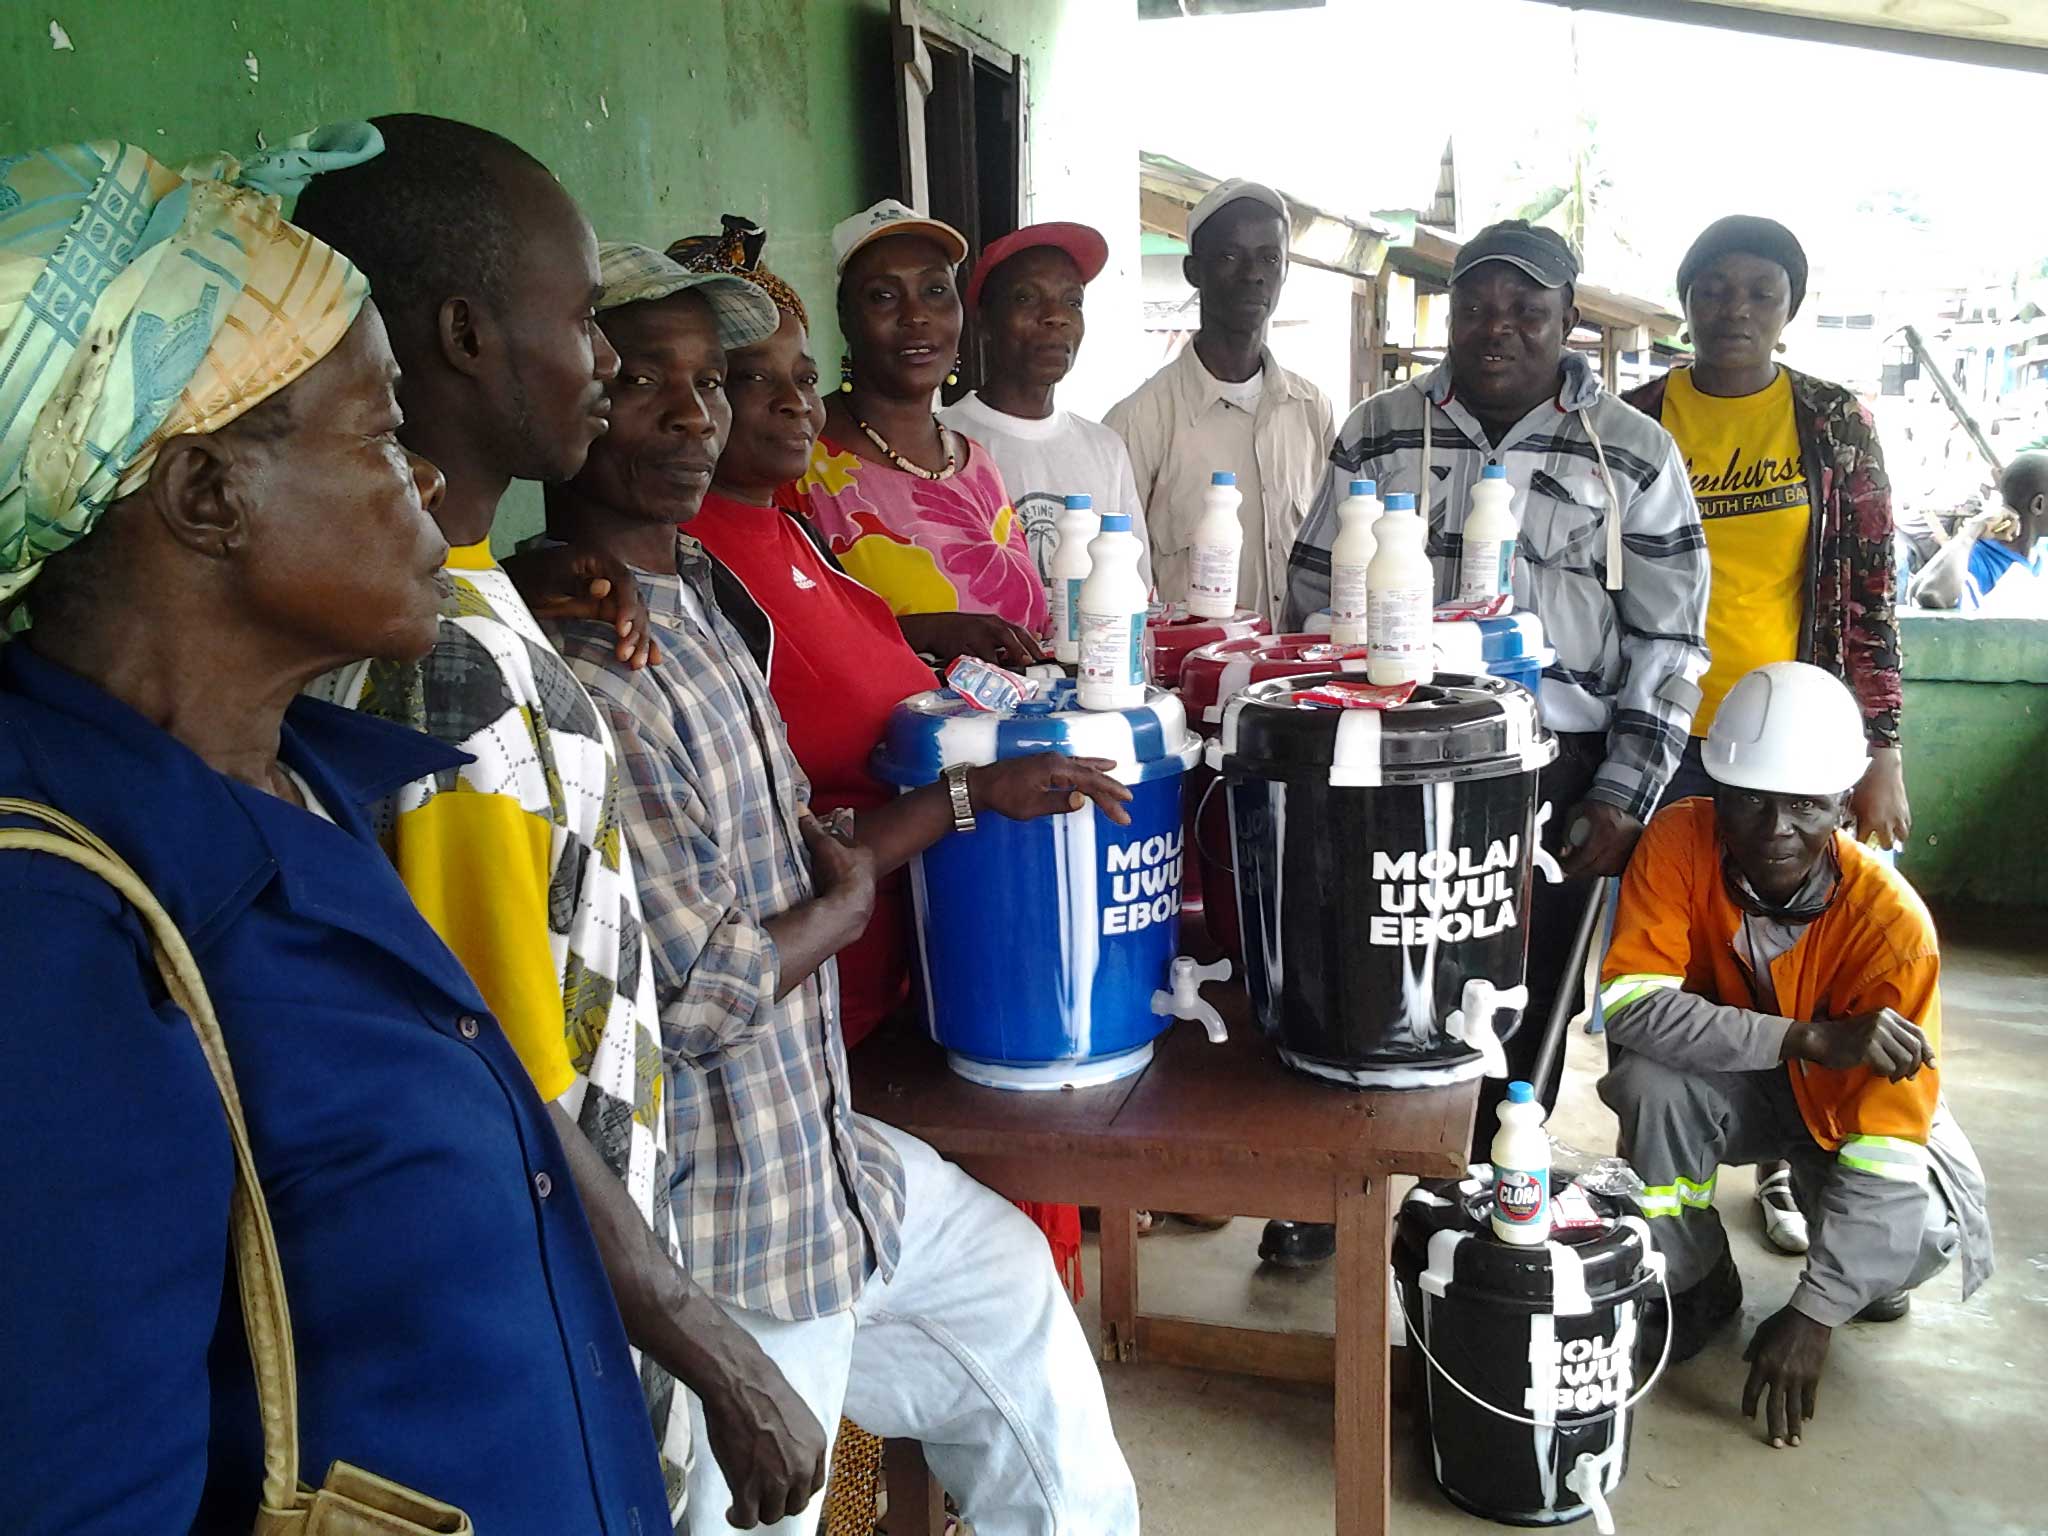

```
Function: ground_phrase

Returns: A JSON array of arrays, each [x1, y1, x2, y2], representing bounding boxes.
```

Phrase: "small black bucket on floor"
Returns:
[[1392, 1178, 1667, 1528]]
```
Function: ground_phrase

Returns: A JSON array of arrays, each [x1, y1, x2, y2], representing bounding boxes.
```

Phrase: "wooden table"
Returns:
[[850, 987, 1478, 1536]]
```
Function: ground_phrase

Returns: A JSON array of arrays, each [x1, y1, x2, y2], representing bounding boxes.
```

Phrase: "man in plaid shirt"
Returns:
[[545, 243, 1140, 1536]]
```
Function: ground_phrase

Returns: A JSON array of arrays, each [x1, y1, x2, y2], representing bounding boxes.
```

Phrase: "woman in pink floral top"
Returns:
[[779, 202, 1048, 654]]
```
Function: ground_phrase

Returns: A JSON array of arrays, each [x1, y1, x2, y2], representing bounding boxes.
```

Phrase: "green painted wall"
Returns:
[[2, 0, 1127, 541], [1898, 615, 2048, 914]]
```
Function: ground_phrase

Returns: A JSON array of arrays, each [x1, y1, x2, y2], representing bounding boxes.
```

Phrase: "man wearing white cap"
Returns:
[[1599, 662, 1989, 1448], [1106, 179, 1333, 624]]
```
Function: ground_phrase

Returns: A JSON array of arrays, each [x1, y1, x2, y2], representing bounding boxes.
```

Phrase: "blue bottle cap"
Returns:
[[1349, 478, 1376, 496], [1506, 1080, 1535, 1103], [1385, 493, 1417, 511], [1063, 493, 1093, 510], [1098, 512, 1133, 532], [1211, 471, 1237, 486], [1481, 464, 1507, 481]]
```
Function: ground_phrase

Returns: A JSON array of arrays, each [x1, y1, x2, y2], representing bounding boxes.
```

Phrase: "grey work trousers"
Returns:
[[1598, 1051, 1959, 1320]]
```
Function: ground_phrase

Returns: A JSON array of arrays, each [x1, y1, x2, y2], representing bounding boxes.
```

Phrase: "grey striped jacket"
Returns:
[[1284, 355, 1710, 820]]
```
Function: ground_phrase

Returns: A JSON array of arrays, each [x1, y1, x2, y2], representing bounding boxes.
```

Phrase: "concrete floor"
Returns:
[[1065, 927, 2047, 1536]]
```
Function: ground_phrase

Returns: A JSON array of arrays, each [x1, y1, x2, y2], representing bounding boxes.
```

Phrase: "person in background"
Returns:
[[1599, 663, 1988, 1446], [293, 118, 825, 1529], [1106, 178, 1333, 625], [1276, 220, 1709, 1270], [667, 219, 1090, 1293], [783, 200, 1045, 667], [1624, 215, 1911, 1261], [538, 246, 1141, 1534], [1908, 449, 2048, 613], [940, 220, 1150, 586], [0, 138, 668, 1534]]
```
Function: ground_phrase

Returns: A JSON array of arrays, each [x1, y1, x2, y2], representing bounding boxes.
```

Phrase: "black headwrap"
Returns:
[[1676, 216, 1808, 318]]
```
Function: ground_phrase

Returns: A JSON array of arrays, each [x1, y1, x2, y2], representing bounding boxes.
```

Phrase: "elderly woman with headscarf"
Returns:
[[0, 139, 670, 1534], [777, 200, 1049, 668]]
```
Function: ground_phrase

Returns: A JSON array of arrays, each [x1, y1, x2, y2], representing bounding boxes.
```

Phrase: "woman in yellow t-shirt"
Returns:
[[1623, 216, 1911, 1260], [1625, 217, 1907, 842]]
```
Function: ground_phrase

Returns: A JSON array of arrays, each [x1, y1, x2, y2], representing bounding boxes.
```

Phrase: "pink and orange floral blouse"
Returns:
[[779, 431, 1048, 634]]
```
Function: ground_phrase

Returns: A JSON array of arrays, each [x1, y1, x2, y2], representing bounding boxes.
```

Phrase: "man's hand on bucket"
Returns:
[[970, 755, 1134, 825], [1741, 1305, 1832, 1448]]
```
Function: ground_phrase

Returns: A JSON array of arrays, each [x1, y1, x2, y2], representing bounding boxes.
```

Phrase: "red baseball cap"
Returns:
[[966, 221, 1110, 310]]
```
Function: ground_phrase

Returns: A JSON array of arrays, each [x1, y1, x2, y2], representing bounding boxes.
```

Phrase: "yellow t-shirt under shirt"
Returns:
[[1661, 367, 1810, 734]]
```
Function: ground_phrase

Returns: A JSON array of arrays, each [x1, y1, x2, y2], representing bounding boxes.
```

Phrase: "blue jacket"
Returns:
[[0, 645, 667, 1535]]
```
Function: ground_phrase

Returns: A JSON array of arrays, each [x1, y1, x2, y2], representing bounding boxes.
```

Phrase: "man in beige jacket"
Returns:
[[1106, 178, 1335, 625]]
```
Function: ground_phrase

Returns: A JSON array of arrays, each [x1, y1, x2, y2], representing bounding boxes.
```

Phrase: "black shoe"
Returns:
[[1258, 1220, 1335, 1269], [1854, 1290, 1911, 1323], [1651, 1247, 1744, 1365]]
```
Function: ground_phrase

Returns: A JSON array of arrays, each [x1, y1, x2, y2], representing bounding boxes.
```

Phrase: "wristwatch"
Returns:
[[943, 762, 977, 833]]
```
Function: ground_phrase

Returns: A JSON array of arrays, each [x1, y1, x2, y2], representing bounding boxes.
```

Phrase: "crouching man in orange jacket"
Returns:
[[1598, 662, 1991, 1449]]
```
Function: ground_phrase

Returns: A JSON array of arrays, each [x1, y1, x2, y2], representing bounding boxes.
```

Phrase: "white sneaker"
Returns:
[[1757, 1167, 1810, 1254]]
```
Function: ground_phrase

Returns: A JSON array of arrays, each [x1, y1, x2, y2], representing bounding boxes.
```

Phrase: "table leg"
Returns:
[[882, 1438, 946, 1536], [1098, 1207, 1139, 1363], [1334, 1177, 1394, 1536]]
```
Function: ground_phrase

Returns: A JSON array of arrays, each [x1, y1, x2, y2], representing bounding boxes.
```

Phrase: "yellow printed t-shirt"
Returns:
[[1661, 367, 1810, 734]]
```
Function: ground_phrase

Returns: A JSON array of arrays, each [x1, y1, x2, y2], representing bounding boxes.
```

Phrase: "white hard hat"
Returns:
[[1702, 662, 1869, 795]]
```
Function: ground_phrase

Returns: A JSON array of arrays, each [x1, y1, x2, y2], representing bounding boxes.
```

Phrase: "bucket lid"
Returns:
[[871, 677, 1199, 788], [1217, 672, 1556, 786], [1308, 609, 1552, 672], [1144, 604, 1270, 684], [1397, 1175, 1657, 1312], [1178, 633, 1372, 729]]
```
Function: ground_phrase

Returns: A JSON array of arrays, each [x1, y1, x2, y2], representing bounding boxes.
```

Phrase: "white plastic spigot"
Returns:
[[1444, 978, 1522, 1079], [1151, 955, 1232, 1043], [1564, 1451, 1617, 1535]]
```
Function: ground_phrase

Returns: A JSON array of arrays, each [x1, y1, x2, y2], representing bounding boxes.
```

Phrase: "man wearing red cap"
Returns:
[[941, 221, 1150, 587]]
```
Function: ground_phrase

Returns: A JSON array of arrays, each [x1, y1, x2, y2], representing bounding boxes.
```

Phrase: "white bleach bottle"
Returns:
[[1365, 492, 1434, 686], [1185, 471, 1244, 619], [1327, 477, 1380, 644], [1048, 493, 1099, 666], [1457, 463, 1518, 605], [1076, 511, 1149, 710], [1490, 1081, 1552, 1244]]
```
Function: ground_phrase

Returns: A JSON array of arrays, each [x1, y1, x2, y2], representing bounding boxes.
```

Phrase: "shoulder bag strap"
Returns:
[[0, 798, 301, 1509]]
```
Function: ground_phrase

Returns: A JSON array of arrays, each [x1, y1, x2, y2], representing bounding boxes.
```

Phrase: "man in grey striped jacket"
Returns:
[[1266, 221, 1709, 1269]]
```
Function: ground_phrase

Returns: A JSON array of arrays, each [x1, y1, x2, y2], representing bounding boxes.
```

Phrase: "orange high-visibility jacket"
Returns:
[[1602, 798, 1940, 1149]]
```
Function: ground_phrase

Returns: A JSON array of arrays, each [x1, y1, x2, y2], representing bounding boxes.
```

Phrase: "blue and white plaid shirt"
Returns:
[[548, 536, 905, 1322]]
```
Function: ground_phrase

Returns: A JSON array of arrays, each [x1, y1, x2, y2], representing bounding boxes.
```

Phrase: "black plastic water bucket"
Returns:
[[1215, 673, 1557, 1088], [1392, 1178, 1666, 1527]]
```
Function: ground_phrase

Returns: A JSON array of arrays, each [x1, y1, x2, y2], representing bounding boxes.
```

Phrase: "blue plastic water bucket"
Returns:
[[871, 679, 1202, 1089]]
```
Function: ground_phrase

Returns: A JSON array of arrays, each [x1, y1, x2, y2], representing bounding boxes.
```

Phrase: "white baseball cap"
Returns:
[[1186, 178, 1290, 247], [831, 199, 970, 275]]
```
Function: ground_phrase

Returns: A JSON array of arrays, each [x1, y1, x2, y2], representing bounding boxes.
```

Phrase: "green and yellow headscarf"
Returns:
[[0, 126, 379, 604]]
